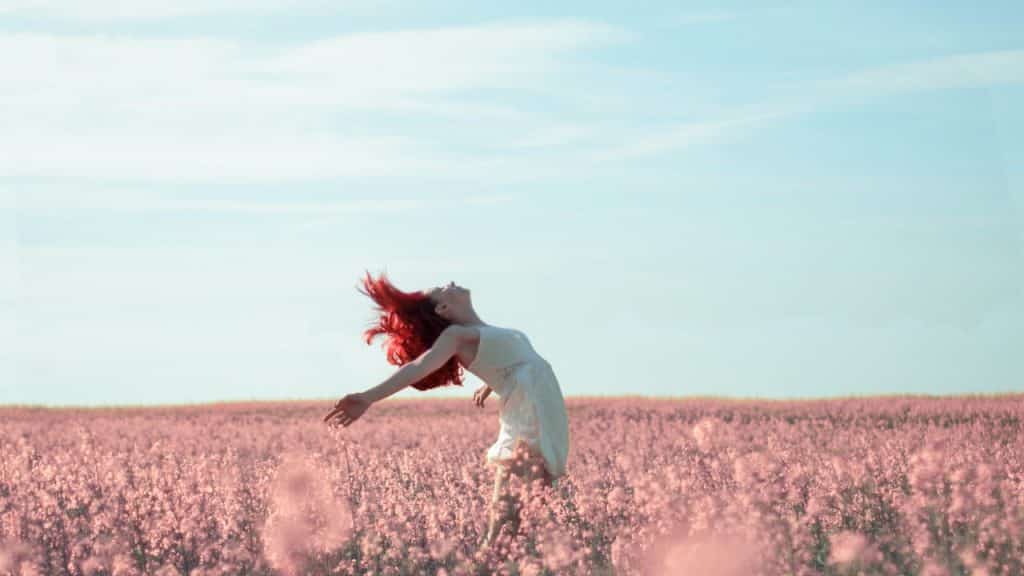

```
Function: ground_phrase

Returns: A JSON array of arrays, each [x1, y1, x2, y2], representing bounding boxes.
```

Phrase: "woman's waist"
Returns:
[[480, 358, 540, 396], [495, 356, 548, 378]]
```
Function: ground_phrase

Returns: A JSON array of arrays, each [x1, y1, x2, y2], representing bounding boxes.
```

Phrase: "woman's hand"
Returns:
[[473, 384, 493, 408], [323, 392, 372, 428]]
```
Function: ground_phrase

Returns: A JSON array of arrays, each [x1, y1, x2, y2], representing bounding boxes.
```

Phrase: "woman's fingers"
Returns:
[[324, 394, 357, 423], [473, 385, 491, 408], [325, 406, 347, 423], [325, 404, 354, 425], [328, 412, 353, 428], [324, 400, 347, 422], [325, 391, 354, 420]]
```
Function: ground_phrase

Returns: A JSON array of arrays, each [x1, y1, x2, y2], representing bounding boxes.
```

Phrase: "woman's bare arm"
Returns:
[[324, 326, 464, 427], [361, 325, 461, 403]]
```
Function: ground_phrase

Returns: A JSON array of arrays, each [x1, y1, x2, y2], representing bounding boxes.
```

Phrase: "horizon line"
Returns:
[[4, 392, 1022, 411]]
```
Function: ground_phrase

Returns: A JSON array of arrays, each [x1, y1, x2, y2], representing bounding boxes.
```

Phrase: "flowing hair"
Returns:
[[357, 269, 466, 391]]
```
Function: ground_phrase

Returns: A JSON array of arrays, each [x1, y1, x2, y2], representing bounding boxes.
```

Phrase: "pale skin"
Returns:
[[323, 281, 555, 549]]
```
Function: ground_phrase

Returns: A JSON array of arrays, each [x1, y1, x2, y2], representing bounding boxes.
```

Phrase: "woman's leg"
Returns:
[[508, 446, 555, 539], [485, 441, 553, 545], [484, 462, 514, 546]]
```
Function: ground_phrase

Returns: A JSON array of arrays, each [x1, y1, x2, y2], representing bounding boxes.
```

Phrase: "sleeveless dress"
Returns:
[[465, 324, 570, 480]]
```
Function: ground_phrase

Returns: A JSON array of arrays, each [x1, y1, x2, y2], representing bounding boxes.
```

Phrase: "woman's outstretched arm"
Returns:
[[363, 325, 460, 402], [324, 325, 460, 427]]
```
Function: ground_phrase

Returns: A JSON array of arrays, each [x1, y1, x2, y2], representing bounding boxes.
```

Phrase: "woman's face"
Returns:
[[426, 281, 469, 317]]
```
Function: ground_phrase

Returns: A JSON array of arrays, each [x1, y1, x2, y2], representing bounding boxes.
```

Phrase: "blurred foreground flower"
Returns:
[[261, 453, 354, 576], [646, 530, 762, 576], [691, 418, 718, 452], [828, 530, 881, 566]]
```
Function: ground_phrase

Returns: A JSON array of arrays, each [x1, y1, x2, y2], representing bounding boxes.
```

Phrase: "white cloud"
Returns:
[[0, 189, 17, 366], [130, 198, 424, 214], [504, 123, 595, 149], [0, 21, 625, 183], [588, 108, 786, 161], [6, 181, 430, 217], [462, 194, 515, 206], [0, 0, 339, 20], [263, 21, 628, 100], [0, 187, 15, 296], [31, 195, 424, 214], [775, 49, 1024, 126], [825, 49, 1024, 96], [593, 49, 1024, 161], [675, 11, 738, 25]]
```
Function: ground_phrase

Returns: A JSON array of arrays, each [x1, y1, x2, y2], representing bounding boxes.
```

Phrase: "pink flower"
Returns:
[[828, 531, 878, 565], [261, 453, 354, 576], [646, 530, 762, 576], [691, 418, 718, 452]]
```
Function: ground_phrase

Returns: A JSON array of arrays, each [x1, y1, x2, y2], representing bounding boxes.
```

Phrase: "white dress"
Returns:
[[465, 324, 570, 480]]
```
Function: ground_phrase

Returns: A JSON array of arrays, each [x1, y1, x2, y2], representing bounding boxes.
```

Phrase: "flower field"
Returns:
[[1, 396, 1022, 575]]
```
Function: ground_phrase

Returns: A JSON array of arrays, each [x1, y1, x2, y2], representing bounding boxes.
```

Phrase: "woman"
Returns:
[[323, 271, 570, 548]]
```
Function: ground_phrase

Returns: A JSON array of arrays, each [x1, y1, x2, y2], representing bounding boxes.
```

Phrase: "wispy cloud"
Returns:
[[587, 109, 784, 161], [0, 188, 18, 310], [0, 21, 626, 183], [8, 185, 424, 214], [824, 49, 1024, 96], [462, 194, 516, 206], [504, 124, 595, 149], [0, 0, 339, 20], [591, 49, 1024, 161], [119, 198, 425, 214], [263, 21, 629, 102], [675, 11, 739, 25]]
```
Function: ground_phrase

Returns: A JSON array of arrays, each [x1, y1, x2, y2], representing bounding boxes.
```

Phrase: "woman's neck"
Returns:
[[452, 309, 485, 327]]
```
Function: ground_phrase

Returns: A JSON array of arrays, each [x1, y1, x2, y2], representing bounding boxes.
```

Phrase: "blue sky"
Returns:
[[1, 1, 1021, 406]]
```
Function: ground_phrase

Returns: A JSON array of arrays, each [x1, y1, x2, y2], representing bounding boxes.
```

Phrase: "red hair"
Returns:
[[357, 269, 465, 391]]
